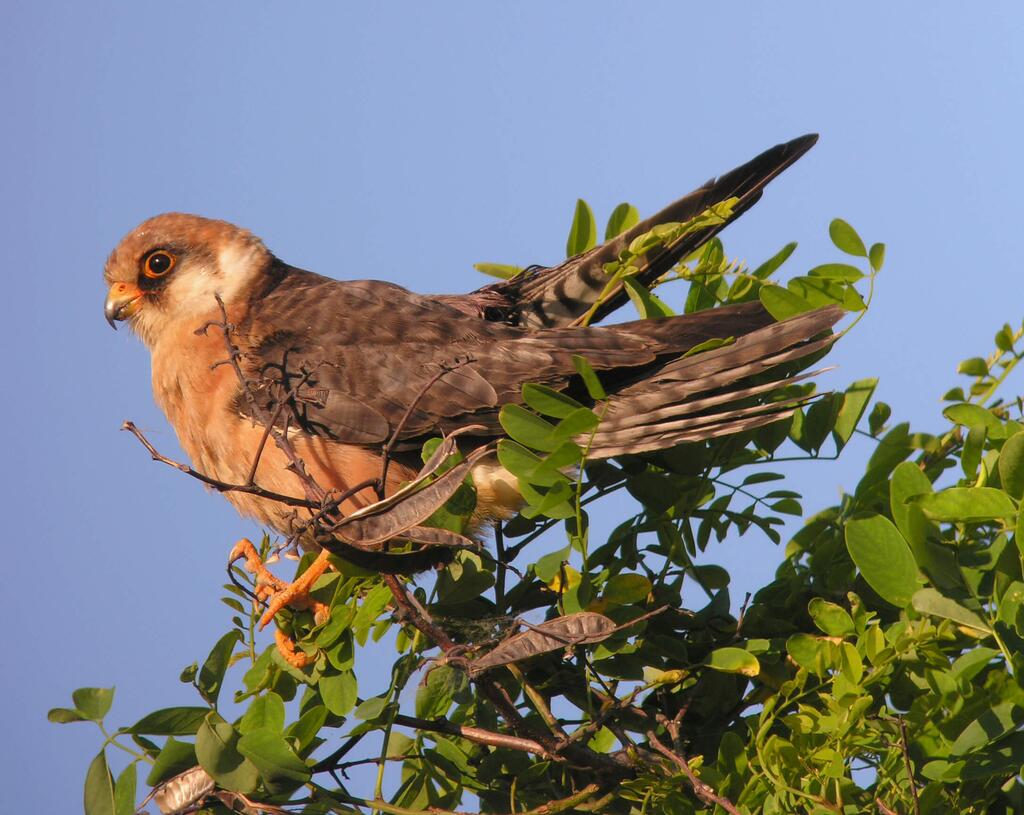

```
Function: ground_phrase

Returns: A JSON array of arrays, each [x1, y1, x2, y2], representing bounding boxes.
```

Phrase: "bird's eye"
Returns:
[[143, 251, 176, 279]]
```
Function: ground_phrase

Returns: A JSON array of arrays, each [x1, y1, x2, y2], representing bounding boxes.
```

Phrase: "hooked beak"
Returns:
[[104, 282, 144, 330]]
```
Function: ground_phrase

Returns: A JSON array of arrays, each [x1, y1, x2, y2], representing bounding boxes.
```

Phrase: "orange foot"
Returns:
[[228, 539, 333, 668]]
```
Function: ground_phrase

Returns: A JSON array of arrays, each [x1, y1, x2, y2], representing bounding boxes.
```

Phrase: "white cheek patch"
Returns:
[[215, 242, 267, 305], [165, 240, 266, 315]]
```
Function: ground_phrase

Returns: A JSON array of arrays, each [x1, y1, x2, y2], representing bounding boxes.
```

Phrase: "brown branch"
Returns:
[[121, 421, 317, 509], [647, 730, 741, 815]]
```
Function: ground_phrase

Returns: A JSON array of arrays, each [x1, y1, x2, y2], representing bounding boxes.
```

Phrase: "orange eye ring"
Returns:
[[143, 250, 176, 279]]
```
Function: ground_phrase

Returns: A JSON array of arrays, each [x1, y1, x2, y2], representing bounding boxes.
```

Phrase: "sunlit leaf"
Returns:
[[912, 487, 1017, 523], [912, 588, 991, 635], [605, 202, 640, 239], [758, 284, 814, 319], [845, 515, 921, 607], [705, 647, 760, 677], [829, 218, 867, 257], [566, 199, 597, 256], [72, 687, 114, 723]]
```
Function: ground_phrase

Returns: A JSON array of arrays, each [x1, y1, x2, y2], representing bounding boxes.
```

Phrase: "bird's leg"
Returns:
[[228, 539, 332, 669]]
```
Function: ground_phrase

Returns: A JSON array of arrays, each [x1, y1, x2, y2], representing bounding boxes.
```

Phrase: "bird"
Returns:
[[103, 134, 840, 657]]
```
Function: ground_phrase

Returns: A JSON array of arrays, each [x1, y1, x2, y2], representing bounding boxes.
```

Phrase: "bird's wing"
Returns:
[[235, 273, 789, 447], [453, 134, 818, 328]]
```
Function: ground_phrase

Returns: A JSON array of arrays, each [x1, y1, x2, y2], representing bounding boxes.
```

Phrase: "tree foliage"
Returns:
[[53, 199, 1024, 814]]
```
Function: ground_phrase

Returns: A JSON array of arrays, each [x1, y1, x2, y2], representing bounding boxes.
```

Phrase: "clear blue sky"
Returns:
[[3, 3, 1023, 811]]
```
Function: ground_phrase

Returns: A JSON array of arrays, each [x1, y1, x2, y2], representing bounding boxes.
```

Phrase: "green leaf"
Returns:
[[48, 707, 87, 724], [950, 647, 1000, 683], [845, 515, 921, 607], [808, 598, 855, 637], [957, 357, 990, 377], [758, 284, 814, 320], [240, 693, 285, 734], [623, 276, 674, 318], [602, 574, 652, 605], [355, 696, 389, 721], [534, 546, 570, 582], [195, 712, 259, 794], [319, 671, 358, 717], [497, 439, 570, 488], [72, 687, 115, 722], [890, 461, 932, 542], [999, 432, 1024, 499], [838, 641, 863, 685], [868, 242, 886, 272], [751, 242, 797, 280], [113, 763, 137, 815], [551, 407, 600, 440], [962, 425, 987, 478], [127, 707, 211, 736], [951, 702, 1023, 755], [868, 401, 891, 435], [351, 583, 393, 646], [84, 751, 115, 815], [146, 737, 198, 786], [237, 729, 311, 788], [522, 383, 584, 419], [807, 263, 865, 282], [566, 199, 597, 256], [786, 634, 833, 677], [197, 630, 242, 706], [681, 336, 735, 360], [473, 262, 522, 280], [832, 379, 877, 448], [415, 665, 468, 720], [829, 218, 867, 257], [605, 202, 640, 239], [912, 588, 991, 635], [284, 705, 328, 754], [912, 487, 1017, 523], [572, 355, 606, 400], [944, 402, 1003, 433], [705, 647, 760, 677], [499, 404, 559, 452]]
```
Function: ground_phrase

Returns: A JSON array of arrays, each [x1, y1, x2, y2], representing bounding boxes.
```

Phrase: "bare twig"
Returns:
[[122, 421, 316, 508], [647, 730, 741, 815]]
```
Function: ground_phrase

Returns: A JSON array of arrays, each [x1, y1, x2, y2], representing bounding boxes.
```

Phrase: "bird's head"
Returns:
[[103, 213, 272, 347]]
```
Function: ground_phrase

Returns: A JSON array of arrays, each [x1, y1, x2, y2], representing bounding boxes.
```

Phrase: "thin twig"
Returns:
[[647, 730, 741, 815], [897, 715, 921, 815], [244, 367, 318, 486], [122, 421, 316, 508], [875, 798, 898, 815]]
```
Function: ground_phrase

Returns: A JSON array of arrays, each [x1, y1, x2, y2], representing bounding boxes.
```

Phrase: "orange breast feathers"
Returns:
[[145, 311, 418, 540]]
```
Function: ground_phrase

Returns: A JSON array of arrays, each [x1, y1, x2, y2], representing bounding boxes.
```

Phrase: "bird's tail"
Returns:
[[585, 304, 843, 458], [504, 134, 819, 329]]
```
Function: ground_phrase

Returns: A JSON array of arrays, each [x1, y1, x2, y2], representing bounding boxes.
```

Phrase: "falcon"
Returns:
[[103, 134, 840, 654]]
